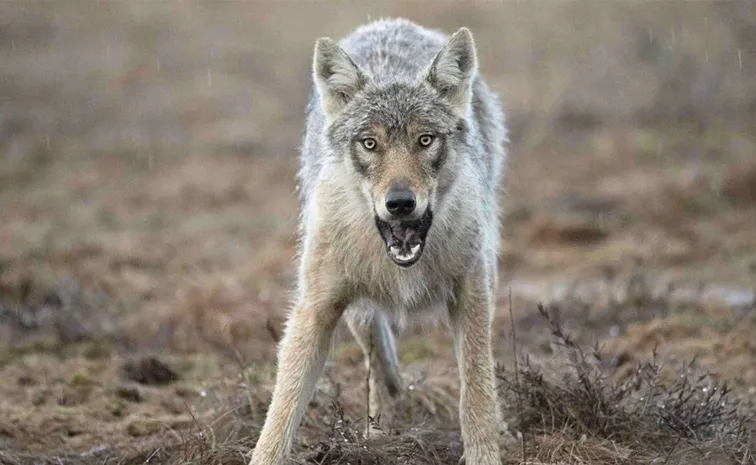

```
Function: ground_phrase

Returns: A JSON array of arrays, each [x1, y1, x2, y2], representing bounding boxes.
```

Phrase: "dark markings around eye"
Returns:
[[350, 145, 370, 177], [431, 137, 448, 173]]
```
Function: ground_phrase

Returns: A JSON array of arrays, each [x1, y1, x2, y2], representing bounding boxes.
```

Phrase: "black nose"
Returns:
[[385, 187, 416, 217]]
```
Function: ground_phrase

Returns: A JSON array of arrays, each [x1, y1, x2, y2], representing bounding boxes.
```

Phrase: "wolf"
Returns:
[[250, 18, 507, 465]]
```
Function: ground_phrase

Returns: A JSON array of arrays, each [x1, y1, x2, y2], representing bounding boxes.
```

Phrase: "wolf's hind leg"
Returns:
[[346, 309, 403, 432]]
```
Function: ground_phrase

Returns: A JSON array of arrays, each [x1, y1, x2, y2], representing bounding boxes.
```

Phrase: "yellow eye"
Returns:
[[418, 135, 434, 147], [362, 138, 377, 151]]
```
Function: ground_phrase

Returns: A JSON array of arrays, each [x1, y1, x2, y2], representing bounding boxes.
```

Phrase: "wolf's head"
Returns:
[[313, 28, 478, 268]]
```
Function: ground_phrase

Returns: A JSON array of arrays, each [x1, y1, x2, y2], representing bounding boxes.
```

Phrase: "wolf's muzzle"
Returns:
[[374, 209, 433, 268]]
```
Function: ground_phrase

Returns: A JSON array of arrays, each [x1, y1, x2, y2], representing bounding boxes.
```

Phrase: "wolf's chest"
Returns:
[[346, 245, 457, 316]]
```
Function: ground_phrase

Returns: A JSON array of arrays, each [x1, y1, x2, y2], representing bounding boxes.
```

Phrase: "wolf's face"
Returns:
[[313, 29, 478, 268]]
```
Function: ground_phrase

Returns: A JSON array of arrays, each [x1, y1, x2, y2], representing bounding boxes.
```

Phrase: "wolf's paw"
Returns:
[[457, 447, 503, 465], [457, 455, 502, 465]]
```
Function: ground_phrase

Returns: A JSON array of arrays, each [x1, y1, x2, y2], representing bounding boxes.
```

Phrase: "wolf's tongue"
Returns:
[[391, 224, 407, 241]]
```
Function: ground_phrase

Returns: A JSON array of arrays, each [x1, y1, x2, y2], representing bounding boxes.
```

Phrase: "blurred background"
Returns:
[[1, 2, 755, 463]]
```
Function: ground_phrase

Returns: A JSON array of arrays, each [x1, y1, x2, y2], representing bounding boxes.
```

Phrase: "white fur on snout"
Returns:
[[375, 193, 393, 220]]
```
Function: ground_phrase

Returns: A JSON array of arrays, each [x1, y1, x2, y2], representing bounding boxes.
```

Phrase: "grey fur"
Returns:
[[251, 18, 507, 465]]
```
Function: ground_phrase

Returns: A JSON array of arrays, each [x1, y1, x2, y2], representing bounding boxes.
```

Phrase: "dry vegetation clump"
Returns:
[[121, 355, 180, 385], [0, 273, 124, 359], [294, 401, 464, 465], [164, 366, 467, 465], [722, 159, 756, 205], [498, 304, 756, 465]]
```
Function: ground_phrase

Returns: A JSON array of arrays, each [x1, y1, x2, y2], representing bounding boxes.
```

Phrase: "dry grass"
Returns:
[[2, 2, 756, 464], [0, 273, 124, 363], [1, 272, 754, 464], [86, 301, 751, 465], [498, 304, 755, 465]]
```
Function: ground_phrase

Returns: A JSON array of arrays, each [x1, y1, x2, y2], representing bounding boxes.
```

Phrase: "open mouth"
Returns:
[[375, 210, 433, 268]]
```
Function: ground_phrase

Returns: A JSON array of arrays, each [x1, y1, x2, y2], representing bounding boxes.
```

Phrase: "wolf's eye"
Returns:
[[418, 135, 434, 147], [361, 138, 377, 151]]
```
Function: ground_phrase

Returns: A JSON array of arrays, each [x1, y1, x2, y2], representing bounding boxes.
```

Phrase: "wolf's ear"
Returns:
[[313, 38, 368, 119], [424, 28, 478, 115]]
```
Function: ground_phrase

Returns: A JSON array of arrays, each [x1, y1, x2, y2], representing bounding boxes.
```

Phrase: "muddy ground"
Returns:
[[1, 2, 755, 464]]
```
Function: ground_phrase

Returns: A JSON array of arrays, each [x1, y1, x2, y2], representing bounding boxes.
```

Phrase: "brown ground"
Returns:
[[1, 2, 755, 464]]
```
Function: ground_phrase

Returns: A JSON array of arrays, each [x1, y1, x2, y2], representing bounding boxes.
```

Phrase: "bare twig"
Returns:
[[366, 327, 373, 439], [265, 318, 281, 343], [509, 288, 526, 464]]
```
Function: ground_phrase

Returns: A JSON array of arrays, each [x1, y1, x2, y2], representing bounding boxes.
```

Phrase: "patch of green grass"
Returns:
[[677, 192, 730, 217], [0, 340, 117, 367], [676, 313, 736, 333], [69, 372, 92, 386], [399, 337, 438, 364]]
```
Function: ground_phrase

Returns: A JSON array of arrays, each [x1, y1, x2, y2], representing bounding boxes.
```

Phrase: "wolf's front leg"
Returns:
[[249, 296, 345, 465], [450, 270, 502, 465]]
